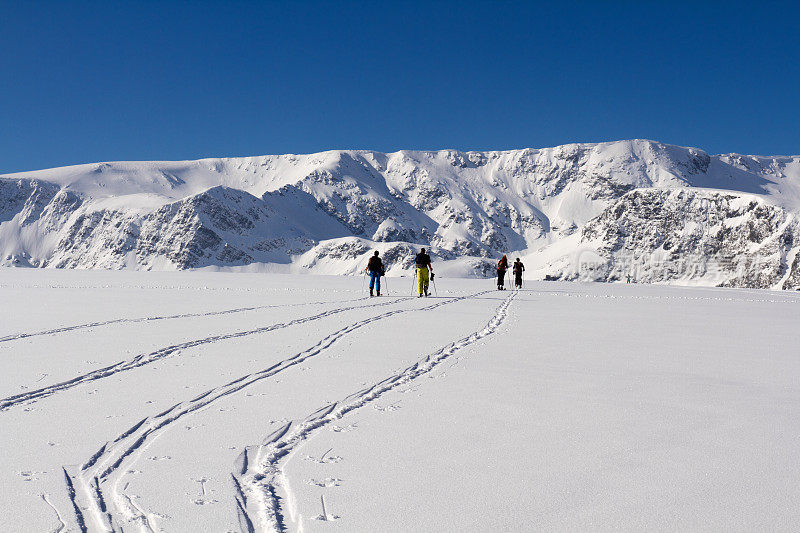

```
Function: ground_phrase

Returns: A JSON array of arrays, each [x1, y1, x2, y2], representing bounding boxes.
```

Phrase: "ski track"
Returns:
[[0, 297, 368, 344], [41, 493, 67, 533], [64, 290, 490, 532], [0, 297, 402, 412], [62, 467, 87, 533], [233, 291, 516, 532], [4, 286, 791, 346]]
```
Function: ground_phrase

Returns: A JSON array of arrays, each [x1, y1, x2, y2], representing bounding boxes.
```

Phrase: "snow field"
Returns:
[[1, 269, 799, 531], [292, 288, 800, 531]]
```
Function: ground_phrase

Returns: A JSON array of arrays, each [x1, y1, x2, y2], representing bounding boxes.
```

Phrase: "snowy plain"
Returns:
[[1, 268, 799, 532]]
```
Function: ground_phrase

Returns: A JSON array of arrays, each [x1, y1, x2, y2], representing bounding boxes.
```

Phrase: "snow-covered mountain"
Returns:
[[2, 140, 800, 289]]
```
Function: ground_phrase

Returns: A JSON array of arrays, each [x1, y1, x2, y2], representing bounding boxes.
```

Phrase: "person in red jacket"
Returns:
[[497, 255, 508, 290]]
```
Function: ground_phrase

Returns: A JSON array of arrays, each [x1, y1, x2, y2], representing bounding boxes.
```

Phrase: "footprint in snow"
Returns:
[[303, 454, 342, 464], [313, 514, 340, 521], [18, 470, 46, 481], [330, 423, 357, 433], [306, 478, 342, 488]]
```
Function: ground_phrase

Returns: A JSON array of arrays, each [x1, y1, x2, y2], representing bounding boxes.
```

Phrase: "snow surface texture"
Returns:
[[1, 269, 799, 532], [3, 140, 800, 289]]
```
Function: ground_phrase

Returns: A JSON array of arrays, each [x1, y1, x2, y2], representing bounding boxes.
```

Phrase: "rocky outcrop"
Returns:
[[551, 189, 800, 289], [2, 140, 800, 289]]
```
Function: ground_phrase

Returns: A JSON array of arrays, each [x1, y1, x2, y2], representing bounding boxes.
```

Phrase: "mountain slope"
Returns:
[[2, 140, 800, 289]]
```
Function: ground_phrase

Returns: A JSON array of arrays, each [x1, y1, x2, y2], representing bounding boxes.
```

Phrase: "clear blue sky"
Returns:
[[2, 0, 798, 173]]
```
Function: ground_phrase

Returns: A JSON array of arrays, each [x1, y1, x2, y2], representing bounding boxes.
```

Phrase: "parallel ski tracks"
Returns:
[[0, 297, 399, 411], [232, 291, 516, 532], [63, 290, 490, 532], [0, 296, 368, 344]]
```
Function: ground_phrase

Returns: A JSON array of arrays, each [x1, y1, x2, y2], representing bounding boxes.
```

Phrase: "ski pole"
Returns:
[[432, 273, 438, 296]]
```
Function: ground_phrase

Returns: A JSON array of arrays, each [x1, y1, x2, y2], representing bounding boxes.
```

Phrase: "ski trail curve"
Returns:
[[65, 291, 489, 532], [0, 297, 403, 412], [41, 493, 67, 533], [0, 297, 367, 344], [233, 291, 516, 532]]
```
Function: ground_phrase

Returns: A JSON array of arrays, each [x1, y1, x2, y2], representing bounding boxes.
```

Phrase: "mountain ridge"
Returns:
[[2, 139, 800, 289]]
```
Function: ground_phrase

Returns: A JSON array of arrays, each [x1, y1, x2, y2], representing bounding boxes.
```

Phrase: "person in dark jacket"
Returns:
[[414, 248, 433, 297], [512, 258, 525, 288], [497, 255, 508, 290], [366, 251, 384, 296]]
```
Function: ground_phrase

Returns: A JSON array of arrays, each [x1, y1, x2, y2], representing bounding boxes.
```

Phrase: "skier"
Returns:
[[415, 247, 433, 297], [512, 258, 525, 288], [366, 250, 384, 297], [497, 255, 508, 290]]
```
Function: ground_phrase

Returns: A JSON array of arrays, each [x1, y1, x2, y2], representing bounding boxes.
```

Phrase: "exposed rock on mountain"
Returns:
[[1, 140, 799, 289], [548, 189, 799, 289]]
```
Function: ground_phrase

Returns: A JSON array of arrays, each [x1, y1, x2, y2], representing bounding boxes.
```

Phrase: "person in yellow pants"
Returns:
[[414, 247, 433, 297], [416, 266, 430, 296]]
